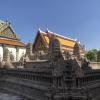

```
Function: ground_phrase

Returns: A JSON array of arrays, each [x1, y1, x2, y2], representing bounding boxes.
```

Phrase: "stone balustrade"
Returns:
[[1, 68, 53, 85]]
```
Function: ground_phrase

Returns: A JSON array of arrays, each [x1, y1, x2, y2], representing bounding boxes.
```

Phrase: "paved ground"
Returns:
[[0, 92, 23, 100]]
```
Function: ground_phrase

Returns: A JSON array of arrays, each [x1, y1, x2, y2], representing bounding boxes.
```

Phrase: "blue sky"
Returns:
[[0, 0, 100, 50]]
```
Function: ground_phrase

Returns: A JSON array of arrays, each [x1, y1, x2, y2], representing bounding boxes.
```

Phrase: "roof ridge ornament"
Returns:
[[46, 24, 49, 33], [5, 20, 11, 25], [0, 20, 5, 24], [37, 25, 42, 33], [45, 25, 54, 34], [37, 25, 46, 33]]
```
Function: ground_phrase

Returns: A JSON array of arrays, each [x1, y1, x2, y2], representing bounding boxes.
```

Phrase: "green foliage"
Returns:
[[97, 50, 100, 62], [85, 49, 98, 62]]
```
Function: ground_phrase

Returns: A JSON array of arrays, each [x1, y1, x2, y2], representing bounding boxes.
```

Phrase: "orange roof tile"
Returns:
[[42, 33, 76, 48], [0, 38, 25, 47], [39, 31, 85, 54]]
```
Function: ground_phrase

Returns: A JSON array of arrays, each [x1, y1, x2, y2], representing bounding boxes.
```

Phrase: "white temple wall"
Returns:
[[6, 46, 16, 61], [0, 46, 3, 61], [18, 48, 26, 61], [0, 45, 26, 61]]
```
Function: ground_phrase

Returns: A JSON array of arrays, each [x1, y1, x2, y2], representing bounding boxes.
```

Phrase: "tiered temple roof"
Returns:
[[33, 28, 85, 55], [0, 20, 25, 47], [0, 38, 25, 47]]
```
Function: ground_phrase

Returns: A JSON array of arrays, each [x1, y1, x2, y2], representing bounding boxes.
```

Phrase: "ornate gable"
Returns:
[[33, 31, 47, 53], [0, 20, 25, 47], [0, 20, 19, 40]]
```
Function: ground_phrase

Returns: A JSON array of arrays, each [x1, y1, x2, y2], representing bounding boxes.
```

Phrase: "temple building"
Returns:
[[32, 28, 85, 59], [0, 20, 26, 61]]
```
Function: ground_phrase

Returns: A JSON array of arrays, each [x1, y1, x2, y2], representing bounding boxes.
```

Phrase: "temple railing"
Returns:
[[76, 70, 100, 87], [0, 68, 53, 87], [1, 68, 100, 89]]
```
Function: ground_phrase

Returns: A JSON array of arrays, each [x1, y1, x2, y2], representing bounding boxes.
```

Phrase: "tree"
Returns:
[[97, 50, 100, 62], [85, 49, 97, 62]]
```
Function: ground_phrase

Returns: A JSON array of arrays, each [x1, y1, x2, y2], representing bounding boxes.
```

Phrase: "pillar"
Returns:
[[16, 47, 19, 61]]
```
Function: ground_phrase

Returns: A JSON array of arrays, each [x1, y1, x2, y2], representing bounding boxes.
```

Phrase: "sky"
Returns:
[[0, 0, 100, 50]]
